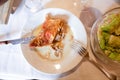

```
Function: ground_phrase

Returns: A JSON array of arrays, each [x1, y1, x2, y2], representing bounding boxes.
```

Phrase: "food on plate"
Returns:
[[97, 13, 120, 61], [30, 14, 67, 47], [30, 14, 73, 61]]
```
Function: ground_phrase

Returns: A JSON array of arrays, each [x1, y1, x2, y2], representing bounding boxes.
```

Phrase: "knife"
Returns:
[[0, 0, 8, 6], [11, 0, 22, 14], [0, 36, 35, 45]]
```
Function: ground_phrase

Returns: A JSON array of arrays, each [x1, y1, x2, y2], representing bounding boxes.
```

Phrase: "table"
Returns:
[[0, 0, 119, 79]]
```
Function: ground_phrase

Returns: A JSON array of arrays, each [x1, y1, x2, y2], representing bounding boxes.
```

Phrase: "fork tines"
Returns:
[[71, 40, 87, 57]]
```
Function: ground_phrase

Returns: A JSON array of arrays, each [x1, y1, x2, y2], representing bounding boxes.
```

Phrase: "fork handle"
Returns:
[[88, 59, 116, 80], [82, 55, 116, 80]]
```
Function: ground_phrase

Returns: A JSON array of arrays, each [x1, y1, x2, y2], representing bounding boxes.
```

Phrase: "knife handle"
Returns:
[[0, 0, 8, 6]]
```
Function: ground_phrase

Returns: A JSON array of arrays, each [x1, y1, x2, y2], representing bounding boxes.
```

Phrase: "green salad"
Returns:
[[98, 13, 120, 61]]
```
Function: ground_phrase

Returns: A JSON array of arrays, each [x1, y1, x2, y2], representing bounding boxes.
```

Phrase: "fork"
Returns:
[[71, 40, 116, 80], [71, 40, 87, 57]]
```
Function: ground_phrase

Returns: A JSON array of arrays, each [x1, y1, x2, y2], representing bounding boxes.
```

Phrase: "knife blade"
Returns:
[[0, 36, 35, 45]]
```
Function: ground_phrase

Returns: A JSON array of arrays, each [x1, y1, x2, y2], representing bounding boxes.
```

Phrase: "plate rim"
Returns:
[[21, 8, 87, 74]]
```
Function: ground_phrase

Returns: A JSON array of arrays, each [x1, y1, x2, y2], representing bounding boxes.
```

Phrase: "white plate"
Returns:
[[21, 8, 87, 74]]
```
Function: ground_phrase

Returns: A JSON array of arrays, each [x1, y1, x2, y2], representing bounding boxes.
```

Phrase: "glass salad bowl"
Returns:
[[90, 7, 120, 79]]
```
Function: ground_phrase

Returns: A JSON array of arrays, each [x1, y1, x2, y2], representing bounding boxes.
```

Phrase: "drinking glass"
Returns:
[[24, 0, 43, 13]]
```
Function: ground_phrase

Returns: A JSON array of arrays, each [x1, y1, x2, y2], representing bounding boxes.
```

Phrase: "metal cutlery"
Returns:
[[0, 36, 35, 45], [71, 40, 116, 80]]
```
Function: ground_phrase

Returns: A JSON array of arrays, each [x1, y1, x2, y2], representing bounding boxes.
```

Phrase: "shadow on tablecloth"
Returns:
[[79, 7, 102, 37]]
